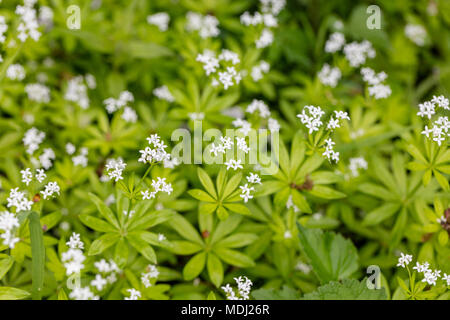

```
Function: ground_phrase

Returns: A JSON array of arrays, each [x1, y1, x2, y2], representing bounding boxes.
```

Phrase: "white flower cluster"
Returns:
[[418, 95, 450, 146], [0, 211, 20, 249], [297, 105, 325, 134], [147, 12, 170, 31], [91, 259, 120, 291], [40, 181, 60, 199], [185, 12, 219, 39], [405, 24, 427, 46], [25, 83, 50, 103], [141, 264, 159, 288], [39, 147, 55, 169], [188, 112, 205, 121], [325, 32, 345, 53], [125, 288, 141, 300], [251, 61, 270, 81], [343, 40, 376, 68], [65, 75, 96, 109], [297, 106, 350, 163], [318, 63, 341, 87], [38, 6, 53, 29], [141, 177, 173, 200], [138, 134, 171, 164], [21, 167, 46, 185], [221, 276, 253, 300], [6, 64, 26, 81], [348, 157, 368, 177], [7, 188, 33, 212], [23, 127, 45, 155], [322, 138, 339, 162], [361, 67, 391, 99], [103, 91, 137, 123], [72, 147, 88, 167], [232, 100, 279, 134], [16, 0, 41, 42], [240, 173, 261, 203], [105, 158, 127, 182], [397, 253, 449, 286], [62, 232, 86, 276], [153, 85, 174, 102], [241, 0, 285, 49], [0, 16, 8, 43], [197, 49, 242, 90]]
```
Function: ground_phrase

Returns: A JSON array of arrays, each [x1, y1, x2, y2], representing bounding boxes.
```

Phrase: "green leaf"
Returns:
[[216, 167, 227, 196], [207, 253, 223, 287], [183, 252, 206, 280], [252, 285, 301, 300], [303, 279, 387, 300], [88, 193, 120, 229], [127, 233, 157, 263], [88, 233, 120, 256], [170, 214, 203, 245], [199, 202, 218, 215], [114, 238, 129, 269], [291, 189, 312, 213], [29, 212, 45, 300], [197, 167, 217, 199], [223, 203, 251, 216], [79, 214, 117, 233], [308, 185, 346, 200], [188, 189, 216, 202], [222, 172, 243, 200], [297, 224, 359, 284], [0, 287, 30, 300], [0, 256, 14, 280], [216, 206, 229, 220], [128, 209, 174, 231], [362, 203, 401, 226], [170, 241, 203, 255], [213, 248, 255, 268], [123, 41, 173, 59], [217, 233, 258, 248]]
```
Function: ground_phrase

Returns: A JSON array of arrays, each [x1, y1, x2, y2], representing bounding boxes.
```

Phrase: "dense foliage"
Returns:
[[0, 0, 449, 300]]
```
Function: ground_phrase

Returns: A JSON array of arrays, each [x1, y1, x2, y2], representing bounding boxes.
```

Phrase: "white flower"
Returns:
[[343, 40, 375, 68], [138, 134, 170, 164], [62, 248, 85, 276], [0, 16, 8, 43], [66, 232, 84, 249], [16, 1, 41, 42], [95, 259, 112, 273], [260, 0, 286, 15], [247, 173, 261, 184], [64, 76, 90, 109], [186, 12, 219, 38], [0, 211, 20, 248], [103, 90, 134, 114], [255, 28, 273, 48], [251, 61, 270, 81], [142, 177, 172, 200], [221, 276, 253, 300], [297, 105, 325, 134], [65, 143, 76, 155], [23, 127, 45, 155], [141, 265, 159, 288], [246, 99, 271, 118], [225, 159, 243, 171], [121, 106, 137, 123], [25, 83, 50, 103], [91, 274, 107, 291], [325, 32, 345, 53], [318, 64, 341, 87], [153, 85, 174, 102], [39, 148, 55, 169], [268, 118, 280, 132], [405, 24, 427, 46], [348, 157, 368, 177], [239, 183, 255, 203], [69, 286, 97, 300], [236, 137, 250, 153], [413, 261, 430, 274], [443, 273, 450, 286], [6, 64, 26, 80], [396, 252, 413, 268], [361, 67, 388, 85], [125, 288, 141, 300], [147, 12, 170, 31], [7, 188, 33, 212], [368, 84, 392, 99], [40, 181, 60, 199], [105, 158, 127, 182], [21, 168, 32, 185]]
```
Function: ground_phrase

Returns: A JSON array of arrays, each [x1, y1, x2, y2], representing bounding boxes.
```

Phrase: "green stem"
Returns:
[[28, 211, 45, 300]]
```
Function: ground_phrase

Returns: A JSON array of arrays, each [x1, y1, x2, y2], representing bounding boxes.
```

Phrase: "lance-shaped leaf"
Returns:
[[297, 223, 359, 284]]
